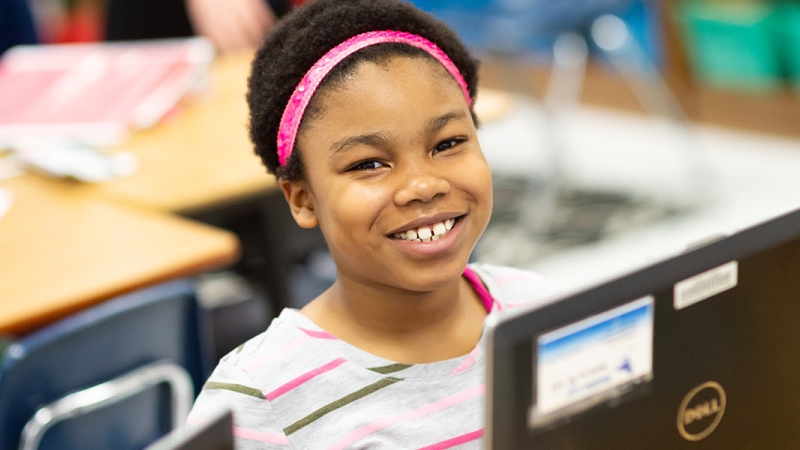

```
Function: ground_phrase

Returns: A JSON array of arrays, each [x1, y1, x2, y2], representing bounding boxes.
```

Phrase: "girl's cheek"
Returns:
[[352, 182, 391, 204]]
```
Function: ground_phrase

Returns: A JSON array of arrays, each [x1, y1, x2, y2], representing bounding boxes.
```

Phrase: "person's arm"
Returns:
[[185, 0, 277, 54]]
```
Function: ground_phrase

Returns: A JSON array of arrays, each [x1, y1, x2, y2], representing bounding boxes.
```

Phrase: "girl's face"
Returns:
[[282, 56, 492, 293]]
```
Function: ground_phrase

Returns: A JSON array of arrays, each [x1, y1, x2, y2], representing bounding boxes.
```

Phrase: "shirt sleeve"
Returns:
[[468, 262, 557, 311], [188, 359, 293, 450]]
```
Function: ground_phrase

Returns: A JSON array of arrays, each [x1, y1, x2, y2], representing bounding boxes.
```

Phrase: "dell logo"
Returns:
[[683, 398, 722, 425], [677, 381, 726, 441]]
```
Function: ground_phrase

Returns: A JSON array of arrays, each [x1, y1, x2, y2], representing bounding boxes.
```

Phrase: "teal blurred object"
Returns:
[[0, 280, 214, 450], [679, 0, 782, 92], [776, 3, 800, 92]]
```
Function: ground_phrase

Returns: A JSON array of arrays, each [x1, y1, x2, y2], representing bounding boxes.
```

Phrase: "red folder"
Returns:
[[0, 38, 214, 146]]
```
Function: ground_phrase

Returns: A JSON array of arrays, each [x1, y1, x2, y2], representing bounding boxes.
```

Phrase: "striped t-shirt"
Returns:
[[188, 263, 555, 449]]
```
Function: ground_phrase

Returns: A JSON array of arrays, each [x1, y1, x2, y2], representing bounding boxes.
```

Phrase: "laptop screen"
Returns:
[[146, 410, 234, 450], [486, 207, 800, 449]]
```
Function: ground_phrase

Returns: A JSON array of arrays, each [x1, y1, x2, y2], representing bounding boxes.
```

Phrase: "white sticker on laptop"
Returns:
[[673, 261, 738, 310], [531, 296, 654, 426]]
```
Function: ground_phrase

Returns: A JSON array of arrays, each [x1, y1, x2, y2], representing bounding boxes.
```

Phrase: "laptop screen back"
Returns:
[[486, 207, 800, 449], [147, 410, 234, 450]]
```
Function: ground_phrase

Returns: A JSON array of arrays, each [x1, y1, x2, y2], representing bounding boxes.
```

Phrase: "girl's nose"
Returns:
[[393, 164, 451, 206]]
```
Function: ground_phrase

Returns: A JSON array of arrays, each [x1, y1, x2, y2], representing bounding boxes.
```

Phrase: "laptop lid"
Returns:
[[146, 410, 235, 450], [485, 207, 800, 449]]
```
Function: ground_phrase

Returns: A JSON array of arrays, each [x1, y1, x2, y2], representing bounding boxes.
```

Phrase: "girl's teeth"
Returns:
[[395, 218, 458, 242], [417, 227, 432, 240]]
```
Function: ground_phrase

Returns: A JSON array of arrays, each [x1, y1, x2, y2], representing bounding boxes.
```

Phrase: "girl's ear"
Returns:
[[279, 179, 319, 229]]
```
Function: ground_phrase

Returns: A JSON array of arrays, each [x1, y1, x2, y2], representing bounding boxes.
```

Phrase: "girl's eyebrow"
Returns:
[[425, 109, 469, 135], [330, 131, 395, 156], [329, 109, 469, 156]]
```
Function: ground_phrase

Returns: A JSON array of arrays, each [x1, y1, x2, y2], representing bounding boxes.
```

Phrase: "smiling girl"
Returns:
[[188, 0, 554, 448]]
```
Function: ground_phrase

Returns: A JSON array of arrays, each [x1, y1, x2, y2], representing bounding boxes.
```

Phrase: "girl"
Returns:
[[189, 0, 554, 448]]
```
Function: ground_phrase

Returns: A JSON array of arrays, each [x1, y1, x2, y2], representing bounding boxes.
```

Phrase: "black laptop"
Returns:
[[485, 206, 800, 449], [146, 410, 235, 450]]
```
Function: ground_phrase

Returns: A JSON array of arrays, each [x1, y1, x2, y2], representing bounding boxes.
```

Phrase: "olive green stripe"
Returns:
[[367, 363, 413, 374], [283, 377, 401, 435], [203, 381, 264, 399]]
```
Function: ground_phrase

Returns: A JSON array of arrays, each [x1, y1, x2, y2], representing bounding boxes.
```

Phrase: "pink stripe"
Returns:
[[462, 268, 494, 312], [266, 357, 347, 401], [504, 292, 555, 310], [327, 384, 485, 450], [185, 416, 207, 426], [188, 418, 291, 446], [449, 347, 478, 376], [298, 327, 338, 339], [233, 426, 291, 445], [494, 273, 529, 283], [417, 429, 484, 450], [493, 299, 504, 311], [505, 301, 537, 309], [244, 335, 310, 372]]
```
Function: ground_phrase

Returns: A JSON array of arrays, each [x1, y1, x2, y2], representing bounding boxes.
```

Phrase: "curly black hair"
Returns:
[[247, 0, 480, 180]]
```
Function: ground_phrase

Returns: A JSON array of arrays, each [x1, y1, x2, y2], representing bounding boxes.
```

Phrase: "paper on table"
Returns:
[[0, 188, 13, 221], [13, 137, 139, 182], [0, 152, 24, 181]]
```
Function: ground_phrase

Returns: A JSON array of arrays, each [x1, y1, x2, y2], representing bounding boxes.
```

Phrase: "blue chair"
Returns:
[[0, 280, 215, 450]]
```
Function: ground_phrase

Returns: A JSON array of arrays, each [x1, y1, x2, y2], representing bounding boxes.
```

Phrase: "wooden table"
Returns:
[[0, 176, 240, 335], [89, 52, 276, 214]]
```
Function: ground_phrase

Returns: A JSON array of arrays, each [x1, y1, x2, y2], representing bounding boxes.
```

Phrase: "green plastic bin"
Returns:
[[775, 3, 800, 92], [679, 1, 783, 92]]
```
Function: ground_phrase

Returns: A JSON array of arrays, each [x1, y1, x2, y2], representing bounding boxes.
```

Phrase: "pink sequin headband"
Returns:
[[276, 30, 472, 166]]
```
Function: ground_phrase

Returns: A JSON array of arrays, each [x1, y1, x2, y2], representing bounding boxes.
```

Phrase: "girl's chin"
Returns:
[[389, 261, 470, 293]]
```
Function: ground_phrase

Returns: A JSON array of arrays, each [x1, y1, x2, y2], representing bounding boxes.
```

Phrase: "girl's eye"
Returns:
[[434, 137, 464, 154], [348, 160, 385, 171]]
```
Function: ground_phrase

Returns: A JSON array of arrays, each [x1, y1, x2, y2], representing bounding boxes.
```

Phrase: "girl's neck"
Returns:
[[300, 273, 488, 364]]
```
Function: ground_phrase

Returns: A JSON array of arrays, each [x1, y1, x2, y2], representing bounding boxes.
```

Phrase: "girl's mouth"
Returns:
[[391, 216, 461, 242]]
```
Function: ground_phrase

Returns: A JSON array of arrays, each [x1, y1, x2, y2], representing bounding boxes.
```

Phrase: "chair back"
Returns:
[[0, 280, 214, 450]]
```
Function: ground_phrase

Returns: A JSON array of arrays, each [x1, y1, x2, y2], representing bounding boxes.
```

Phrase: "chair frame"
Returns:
[[19, 360, 193, 450]]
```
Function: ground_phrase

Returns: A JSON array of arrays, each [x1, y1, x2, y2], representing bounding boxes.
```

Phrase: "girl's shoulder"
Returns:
[[466, 262, 557, 313], [215, 308, 377, 398], [218, 308, 334, 368]]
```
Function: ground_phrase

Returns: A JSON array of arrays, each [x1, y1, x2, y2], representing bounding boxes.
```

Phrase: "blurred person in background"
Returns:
[[106, 0, 307, 54], [0, 0, 38, 55]]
